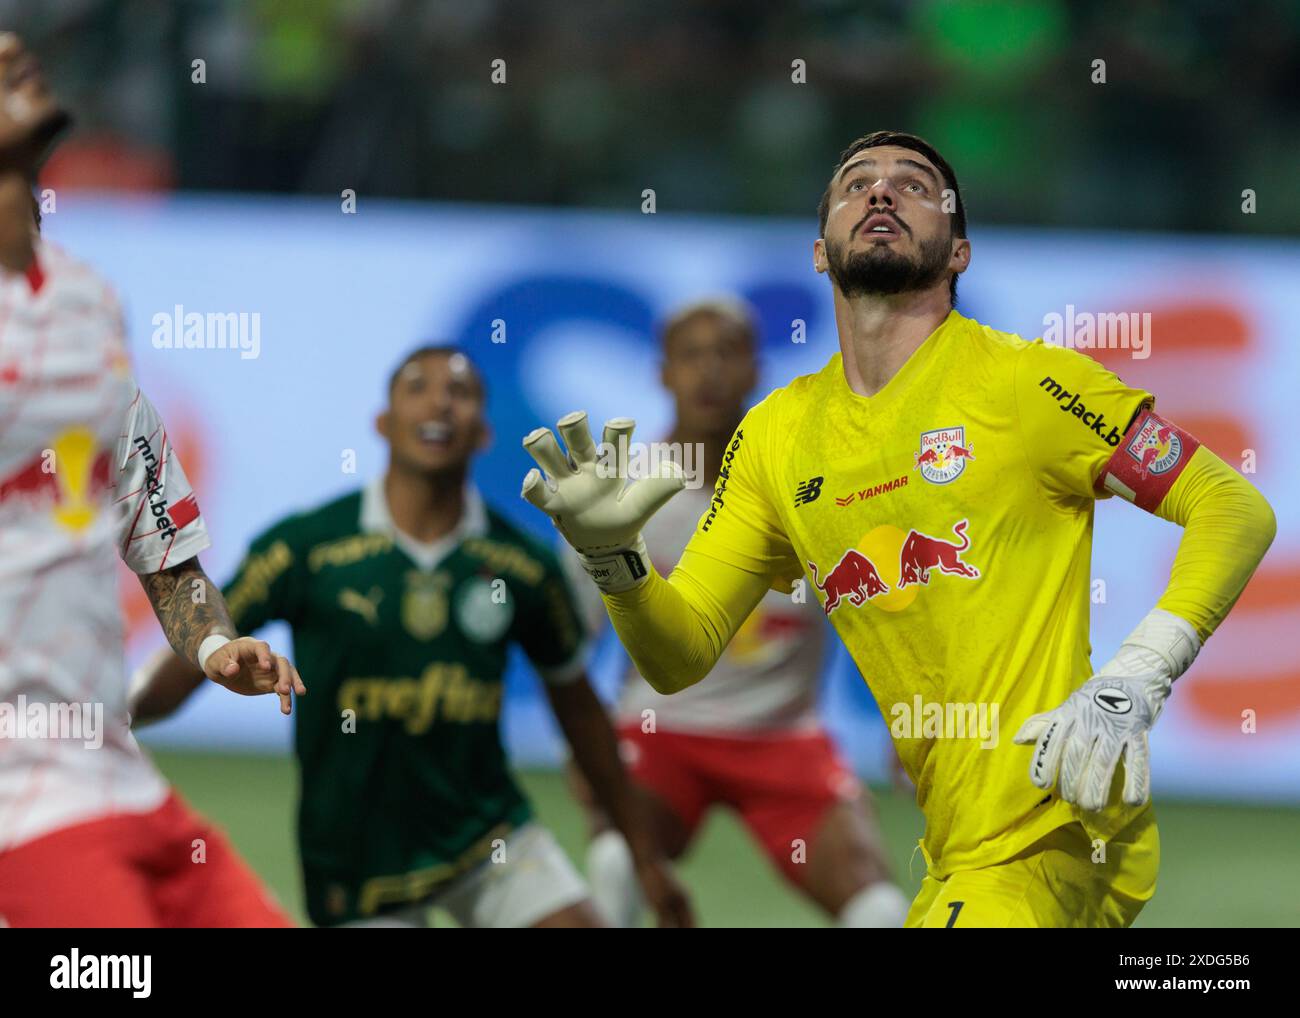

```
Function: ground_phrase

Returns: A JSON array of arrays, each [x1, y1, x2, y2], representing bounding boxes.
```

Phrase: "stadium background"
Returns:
[[17, 1, 1300, 925]]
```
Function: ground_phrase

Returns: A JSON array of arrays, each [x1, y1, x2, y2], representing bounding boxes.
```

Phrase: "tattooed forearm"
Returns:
[[137, 556, 238, 666]]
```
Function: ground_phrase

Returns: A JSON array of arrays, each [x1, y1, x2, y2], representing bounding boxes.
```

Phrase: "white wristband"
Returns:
[[198, 634, 232, 674], [578, 534, 652, 594], [1117, 608, 1201, 681]]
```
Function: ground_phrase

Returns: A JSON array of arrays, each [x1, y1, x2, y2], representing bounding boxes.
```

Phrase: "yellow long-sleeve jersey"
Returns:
[[602, 310, 1275, 877]]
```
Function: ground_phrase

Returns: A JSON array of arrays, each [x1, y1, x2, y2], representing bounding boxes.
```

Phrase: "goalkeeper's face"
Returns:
[[379, 351, 488, 477], [814, 144, 966, 300], [0, 34, 69, 163]]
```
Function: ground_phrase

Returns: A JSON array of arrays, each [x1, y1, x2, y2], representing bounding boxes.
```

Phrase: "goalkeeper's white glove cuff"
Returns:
[[577, 533, 653, 595], [1098, 608, 1202, 712]]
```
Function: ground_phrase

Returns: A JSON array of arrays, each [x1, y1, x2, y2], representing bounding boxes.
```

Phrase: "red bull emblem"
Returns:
[[807, 518, 982, 616], [914, 426, 973, 485], [1125, 416, 1182, 479], [808, 549, 890, 616], [898, 518, 980, 587]]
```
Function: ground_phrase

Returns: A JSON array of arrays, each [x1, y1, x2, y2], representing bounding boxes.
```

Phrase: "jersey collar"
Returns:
[[360, 476, 488, 572], [832, 307, 963, 405]]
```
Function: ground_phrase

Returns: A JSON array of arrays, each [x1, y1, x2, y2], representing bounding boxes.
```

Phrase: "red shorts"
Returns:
[[0, 792, 292, 928], [617, 723, 861, 885]]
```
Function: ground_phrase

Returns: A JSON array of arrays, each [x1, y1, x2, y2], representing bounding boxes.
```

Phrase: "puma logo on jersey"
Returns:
[[338, 586, 384, 625]]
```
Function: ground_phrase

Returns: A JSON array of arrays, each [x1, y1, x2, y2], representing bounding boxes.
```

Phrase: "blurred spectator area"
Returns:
[[11, 0, 1300, 233]]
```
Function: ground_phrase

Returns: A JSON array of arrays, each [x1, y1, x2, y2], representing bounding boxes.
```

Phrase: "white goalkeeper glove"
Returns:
[[521, 411, 685, 594], [1012, 608, 1200, 812]]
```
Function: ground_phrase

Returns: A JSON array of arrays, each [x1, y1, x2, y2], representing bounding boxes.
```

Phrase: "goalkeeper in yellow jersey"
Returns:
[[519, 131, 1278, 928]]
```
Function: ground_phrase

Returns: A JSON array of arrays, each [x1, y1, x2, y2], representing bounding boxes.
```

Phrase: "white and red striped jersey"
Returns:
[[563, 483, 829, 734], [0, 240, 210, 850]]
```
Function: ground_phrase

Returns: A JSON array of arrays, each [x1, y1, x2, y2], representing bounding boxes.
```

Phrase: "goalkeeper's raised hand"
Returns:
[[522, 412, 684, 594]]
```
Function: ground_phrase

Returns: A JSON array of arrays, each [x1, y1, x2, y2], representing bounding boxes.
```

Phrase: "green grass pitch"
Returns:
[[152, 750, 1300, 928]]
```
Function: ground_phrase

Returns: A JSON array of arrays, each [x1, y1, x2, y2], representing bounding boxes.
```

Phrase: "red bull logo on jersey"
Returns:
[[808, 550, 890, 616], [898, 519, 981, 587], [914, 426, 973, 484], [1125, 415, 1183, 478], [808, 518, 981, 616], [0, 426, 112, 532]]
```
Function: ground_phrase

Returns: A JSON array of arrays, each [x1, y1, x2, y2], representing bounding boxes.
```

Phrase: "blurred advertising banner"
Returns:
[[45, 195, 1296, 801]]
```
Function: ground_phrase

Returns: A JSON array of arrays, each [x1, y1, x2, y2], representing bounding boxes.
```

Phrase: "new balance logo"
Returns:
[[794, 476, 824, 507]]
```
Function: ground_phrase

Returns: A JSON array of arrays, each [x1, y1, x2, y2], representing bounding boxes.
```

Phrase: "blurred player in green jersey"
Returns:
[[131, 346, 691, 928]]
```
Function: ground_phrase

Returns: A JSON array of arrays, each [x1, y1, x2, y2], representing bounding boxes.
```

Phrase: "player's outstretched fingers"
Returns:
[[246, 639, 274, 675], [601, 418, 636, 480], [274, 656, 295, 714], [1023, 716, 1068, 791], [273, 654, 294, 695], [1078, 743, 1118, 812], [1057, 722, 1091, 805], [556, 410, 598, 466], [1121, 734, 1151, 807], [521, 468, 558, 512], [619, 460, 686, 523], [1012, 714, 1050, 745], [522, 427, 573, 481]]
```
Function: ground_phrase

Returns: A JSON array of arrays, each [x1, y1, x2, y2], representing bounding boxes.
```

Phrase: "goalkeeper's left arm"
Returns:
[[1014, 409, 1276, 810]]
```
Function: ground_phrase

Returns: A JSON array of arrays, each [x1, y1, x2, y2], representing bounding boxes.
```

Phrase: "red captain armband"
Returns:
[[1095, 408, 1201, 512]]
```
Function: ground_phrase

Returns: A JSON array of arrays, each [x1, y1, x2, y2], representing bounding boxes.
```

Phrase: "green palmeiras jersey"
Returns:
[[222, 478, 586, 926]]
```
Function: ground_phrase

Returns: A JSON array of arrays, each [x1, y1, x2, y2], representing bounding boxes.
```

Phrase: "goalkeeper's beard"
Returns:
[[824, 228, 953, 298]]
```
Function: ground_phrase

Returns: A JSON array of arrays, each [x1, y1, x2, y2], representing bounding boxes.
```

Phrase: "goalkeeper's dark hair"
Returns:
[[387, 344, 487, 402], [816, 131, 966, 306]]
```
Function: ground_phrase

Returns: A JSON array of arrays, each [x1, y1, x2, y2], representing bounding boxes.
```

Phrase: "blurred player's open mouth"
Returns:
[[417, 421, 453, 448]]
